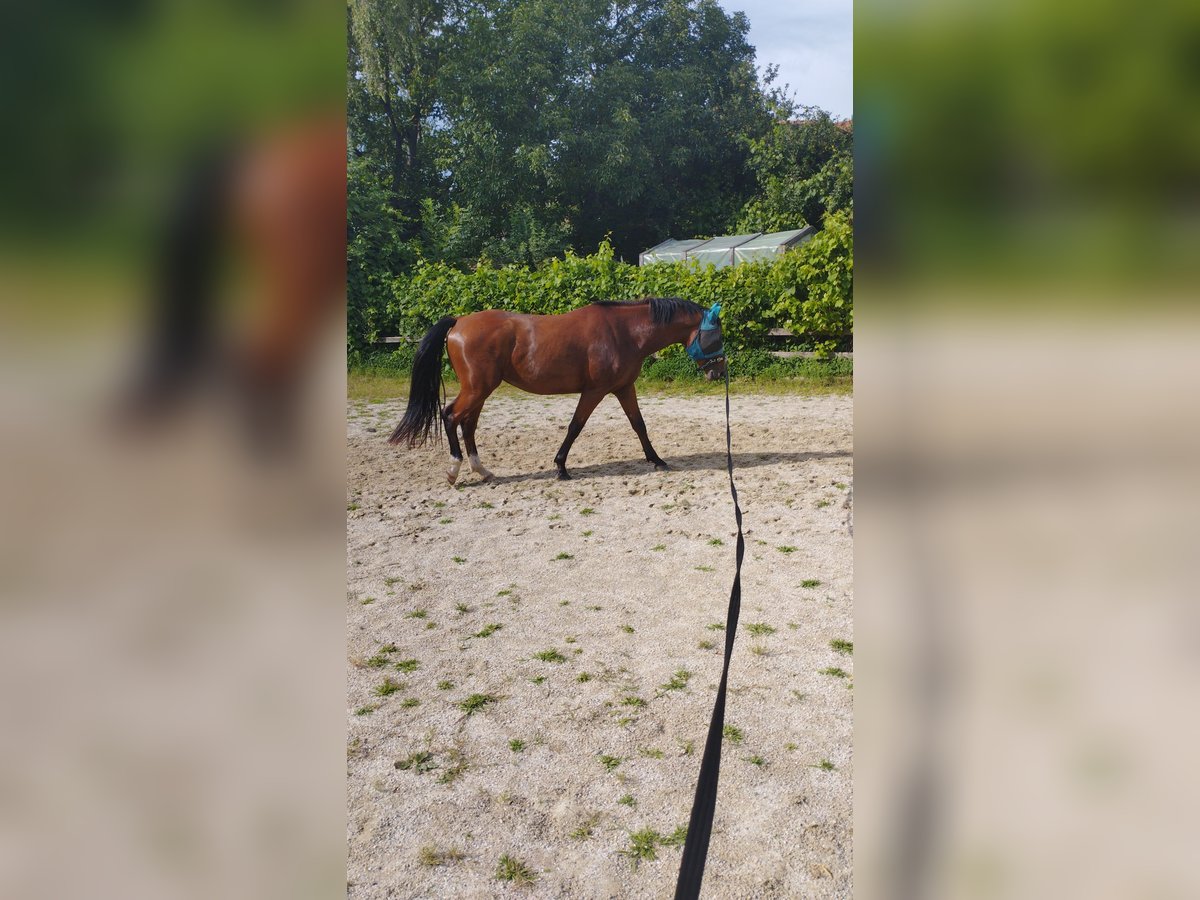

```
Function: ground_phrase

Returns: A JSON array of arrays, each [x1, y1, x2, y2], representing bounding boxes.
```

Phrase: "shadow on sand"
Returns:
[[470, 449, 852, 486]]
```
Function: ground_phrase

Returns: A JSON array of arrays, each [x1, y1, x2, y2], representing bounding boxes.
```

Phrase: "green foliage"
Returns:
[[733, 110, 853, 234], [367, 235, 851, 357]]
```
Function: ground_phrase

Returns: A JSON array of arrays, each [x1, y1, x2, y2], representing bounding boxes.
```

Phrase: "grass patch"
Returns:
[[374, 677, 403, 697], [472, 623, 503, 638], [617, 793, 636, 807], [708, 537, 724, 546], [553, 552, 574, 561], [459, 693, 499, 716], [659, 669, 693, 692], [618, 825, 687, 868], [401, 697, 420, 708], [750, 644, 768, 656], [497, 589, 512, 597], [394, 658, 420, 673], [418, 845, 464, 867], [354, 704, 378, 716], [359, 597, 374, 605], [722, 724, 744, 744], [706, 622, 725, 631], [530, 675, 546, 685], [831, 638, 853, 655], [437, 680, 454, 690], [620, 695, 646, 708], [394, 751, 436, 774], [816, 499, 831, 508], [576, 672, 592, 683], [621, 828, 661, 866], [820, 667, 849, 678], [570, 816, 599, 840], [638, 747, 665, 759], [744, 622, 776, 636], [698, 639, 715, 650], [533, 648, 567, 663], [748, 755, 765, 766], [619, 625, 634, 634], [451, 556, 466, 564], [582, 529, 594, 537], [365, 654, 390, 669], [777, 545, 798, 554], [818, 758, 836, 771], [495, 854, 537, 885], [479, 501, 495, 509], [652, 544, 666, 551], [438, 517, 453, 524], [580, 508, 596, 516], [405, 608, 427, 619], [599, 754, 622, 772], [437, 749, 468, 784], [509, 739, 526, 752], [695, 564, 714, 572], [801, 578, 822, 588]]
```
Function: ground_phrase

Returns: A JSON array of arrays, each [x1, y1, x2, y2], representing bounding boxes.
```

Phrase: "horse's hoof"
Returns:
[[654, 461, 670, 471], [446, 471, 459, 485], [557, 470, 571, 481], [480, 472, 495, 484]]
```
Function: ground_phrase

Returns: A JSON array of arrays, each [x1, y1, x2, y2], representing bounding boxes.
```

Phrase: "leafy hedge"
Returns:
[[352, 209, 852, 358], [352, 345, 852, 384]]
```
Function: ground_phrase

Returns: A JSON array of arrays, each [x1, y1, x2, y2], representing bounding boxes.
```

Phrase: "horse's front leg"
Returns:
[[554, 390, 605, 479], [614, 383, 669, 470]]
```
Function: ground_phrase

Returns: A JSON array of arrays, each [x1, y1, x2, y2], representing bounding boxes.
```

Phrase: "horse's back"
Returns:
[[448, 307, 617, 394]]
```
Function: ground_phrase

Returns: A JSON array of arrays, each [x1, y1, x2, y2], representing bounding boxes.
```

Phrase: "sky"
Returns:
[[719, 0, 853, 119]]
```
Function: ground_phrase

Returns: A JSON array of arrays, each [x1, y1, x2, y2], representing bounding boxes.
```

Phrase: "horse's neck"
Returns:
[[642, 318, 697, 356]]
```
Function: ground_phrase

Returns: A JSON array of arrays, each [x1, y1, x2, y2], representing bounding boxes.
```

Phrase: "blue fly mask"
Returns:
[[686, 304, 726, 374]]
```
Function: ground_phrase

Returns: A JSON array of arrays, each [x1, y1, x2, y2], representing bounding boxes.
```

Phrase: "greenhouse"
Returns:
[[638, 226, 815, 269]]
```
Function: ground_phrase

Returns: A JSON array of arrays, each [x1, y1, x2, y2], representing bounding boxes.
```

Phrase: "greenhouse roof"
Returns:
[[639, 226, 815, 268]]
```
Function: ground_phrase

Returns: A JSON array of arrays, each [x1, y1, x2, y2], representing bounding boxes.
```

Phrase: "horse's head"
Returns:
[[686, 303, 727, 381]]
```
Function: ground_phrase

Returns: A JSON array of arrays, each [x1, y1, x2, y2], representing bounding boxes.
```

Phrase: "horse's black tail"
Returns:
[[388, 316, 457, 447]]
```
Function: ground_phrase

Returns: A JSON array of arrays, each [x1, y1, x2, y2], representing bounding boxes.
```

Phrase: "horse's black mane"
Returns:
[[591, 296, 704, 324]]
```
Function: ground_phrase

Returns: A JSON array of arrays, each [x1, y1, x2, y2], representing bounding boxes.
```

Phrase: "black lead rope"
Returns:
[[674, 368, 744, 900]]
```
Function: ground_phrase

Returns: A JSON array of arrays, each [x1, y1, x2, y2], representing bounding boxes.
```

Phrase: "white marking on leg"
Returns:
[[468, 453, 494, 482], [446, 456, 462, 485]]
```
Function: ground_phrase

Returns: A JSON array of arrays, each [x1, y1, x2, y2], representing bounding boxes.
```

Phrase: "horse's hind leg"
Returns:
[[441, 399, 464, 484], [461, 406, 495, 482]]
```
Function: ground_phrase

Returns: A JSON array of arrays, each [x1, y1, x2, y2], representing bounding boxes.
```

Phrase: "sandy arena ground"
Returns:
[[346, 389, 853, 898]]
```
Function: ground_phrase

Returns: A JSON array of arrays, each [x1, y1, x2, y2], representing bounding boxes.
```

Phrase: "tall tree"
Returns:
[[732, 109, 853, 234]]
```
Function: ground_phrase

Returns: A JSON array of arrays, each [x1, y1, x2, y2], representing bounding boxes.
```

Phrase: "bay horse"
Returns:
[[388, 297, 727, 482]]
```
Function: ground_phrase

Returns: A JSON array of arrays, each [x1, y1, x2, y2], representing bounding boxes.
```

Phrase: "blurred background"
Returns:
[[854, 0, 1200, 897], [0, 3, 346, 899]]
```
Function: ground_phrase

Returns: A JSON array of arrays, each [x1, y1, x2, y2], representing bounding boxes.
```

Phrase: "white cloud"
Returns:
[[720, 0, 853, 118]]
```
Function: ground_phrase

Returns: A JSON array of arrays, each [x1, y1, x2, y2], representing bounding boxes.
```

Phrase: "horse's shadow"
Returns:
[[474, 449, 852, 486]]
